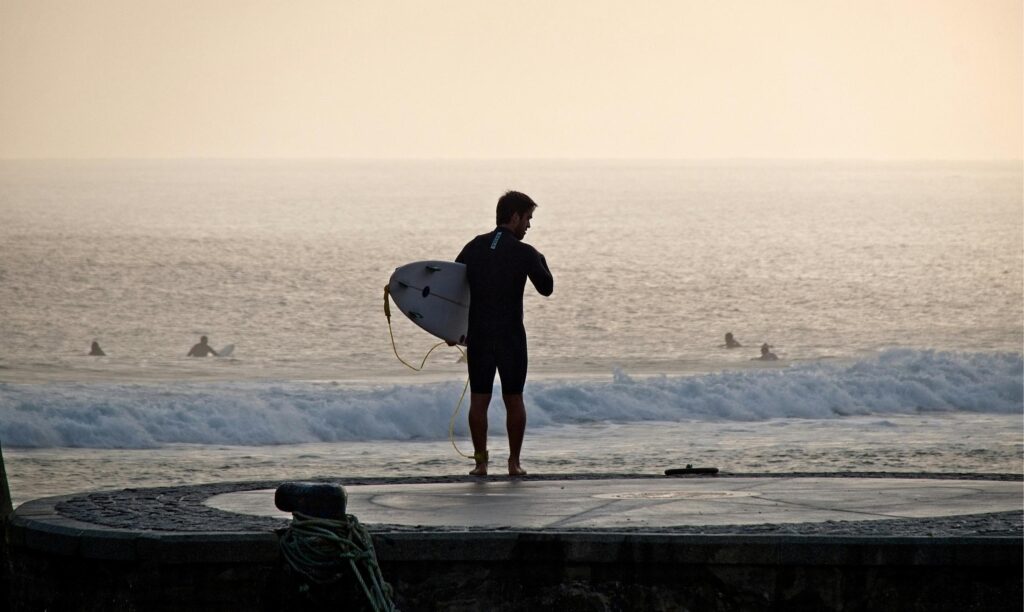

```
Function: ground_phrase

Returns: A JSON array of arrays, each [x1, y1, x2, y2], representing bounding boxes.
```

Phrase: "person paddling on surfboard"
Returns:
[[455, 191, 553, 477], [187, 335, 218, 357], [755, 342, 778, 361]]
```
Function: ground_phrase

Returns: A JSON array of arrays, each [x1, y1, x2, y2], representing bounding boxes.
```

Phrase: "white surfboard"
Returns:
[[217, 344, 235, 358], [388, 261, 470, 346]]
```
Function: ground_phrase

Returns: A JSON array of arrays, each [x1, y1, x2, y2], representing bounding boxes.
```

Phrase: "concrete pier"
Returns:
[[4, 473, 1022, 611]]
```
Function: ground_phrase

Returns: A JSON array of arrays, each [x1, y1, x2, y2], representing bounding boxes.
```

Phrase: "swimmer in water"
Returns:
[[755, 343, 778, 361], [187, 335, 218, 357], [89, 341, 105, 356], [724, 332, 741, 348]]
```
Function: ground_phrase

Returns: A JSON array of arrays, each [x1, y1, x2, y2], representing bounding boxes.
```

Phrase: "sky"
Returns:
[[0, 0, 1020, 160]]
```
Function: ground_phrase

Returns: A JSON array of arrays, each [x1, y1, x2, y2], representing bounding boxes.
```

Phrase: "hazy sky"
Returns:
[[1, 0, 1020, 159]]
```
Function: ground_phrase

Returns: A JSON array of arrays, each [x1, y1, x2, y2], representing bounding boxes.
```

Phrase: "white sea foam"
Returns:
[[1, 349, 1019, 449]]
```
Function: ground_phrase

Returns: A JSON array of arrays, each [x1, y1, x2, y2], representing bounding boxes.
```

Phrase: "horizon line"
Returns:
[[1, 156, 1021, 164]]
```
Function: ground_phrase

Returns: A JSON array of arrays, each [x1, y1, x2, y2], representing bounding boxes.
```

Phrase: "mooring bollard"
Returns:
[[274, 481, 348, 520]]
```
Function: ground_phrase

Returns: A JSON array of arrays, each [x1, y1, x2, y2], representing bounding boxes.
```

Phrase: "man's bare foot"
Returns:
[[508, 459, 527, 476], [469, 450, 489, 476]]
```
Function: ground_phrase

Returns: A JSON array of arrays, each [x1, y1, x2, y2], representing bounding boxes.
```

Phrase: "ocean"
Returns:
[[1, 159, 1021, 507]]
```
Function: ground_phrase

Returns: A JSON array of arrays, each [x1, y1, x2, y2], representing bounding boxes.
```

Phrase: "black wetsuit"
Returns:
[[456, 227, 553, 394]]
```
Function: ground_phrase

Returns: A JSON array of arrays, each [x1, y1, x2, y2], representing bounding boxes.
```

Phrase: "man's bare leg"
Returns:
[[468, 393, 491, 476], [503, 393, 527, 476]]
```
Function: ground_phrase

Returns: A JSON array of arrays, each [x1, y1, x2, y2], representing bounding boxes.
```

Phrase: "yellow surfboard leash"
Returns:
[[383, 285, 474, 459]]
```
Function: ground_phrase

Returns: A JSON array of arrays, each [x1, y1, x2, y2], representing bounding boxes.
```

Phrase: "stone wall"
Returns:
[[3, 527, 1021, 611]]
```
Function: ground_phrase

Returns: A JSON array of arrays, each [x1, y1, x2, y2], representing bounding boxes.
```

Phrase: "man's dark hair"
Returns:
[[496, 191, 538, 226]]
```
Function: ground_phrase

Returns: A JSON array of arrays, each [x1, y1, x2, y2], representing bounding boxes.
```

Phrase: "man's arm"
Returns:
[[526, 247, 553, 296]]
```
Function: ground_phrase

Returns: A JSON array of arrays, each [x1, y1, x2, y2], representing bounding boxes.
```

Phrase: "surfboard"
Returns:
[[217, 344, 235, 358], [388, 261, 470, 346]]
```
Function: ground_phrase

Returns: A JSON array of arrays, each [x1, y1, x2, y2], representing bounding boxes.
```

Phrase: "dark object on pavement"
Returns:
[[665, 465, 719, 476], [275, 482, 348, 519]]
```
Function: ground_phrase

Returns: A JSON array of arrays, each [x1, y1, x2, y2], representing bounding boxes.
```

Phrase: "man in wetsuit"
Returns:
[[455, 191, 553, 476]]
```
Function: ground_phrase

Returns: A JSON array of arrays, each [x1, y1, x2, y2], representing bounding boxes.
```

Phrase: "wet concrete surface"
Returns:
[[209, 476, 1023, 530]]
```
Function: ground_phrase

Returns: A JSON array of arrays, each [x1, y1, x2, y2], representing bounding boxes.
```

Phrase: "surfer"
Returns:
[[89, 341, 105, 356], [187, 335, 218, 357], [455, 191, 553, 477], [756, 343, 778, 361], [724, 332, 741, 348]]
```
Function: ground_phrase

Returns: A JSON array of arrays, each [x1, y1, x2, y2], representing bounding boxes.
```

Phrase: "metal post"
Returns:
[[1, 438, 10, 610], [0, 440, 12, 519]]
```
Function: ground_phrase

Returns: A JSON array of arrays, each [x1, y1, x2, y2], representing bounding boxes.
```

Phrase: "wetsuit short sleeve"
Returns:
[[524, 246, 553, 297]]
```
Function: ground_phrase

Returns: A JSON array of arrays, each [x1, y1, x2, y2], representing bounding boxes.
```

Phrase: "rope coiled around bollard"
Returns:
[[278, 511, 396, 612]]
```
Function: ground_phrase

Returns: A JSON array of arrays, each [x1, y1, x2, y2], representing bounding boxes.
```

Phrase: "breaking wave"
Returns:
[[1, 349, 1020, 448]]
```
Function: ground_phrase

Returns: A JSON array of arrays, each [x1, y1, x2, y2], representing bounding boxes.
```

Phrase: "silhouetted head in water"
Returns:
[[725, 332, 741, 348], [89, 341, 105, 356]]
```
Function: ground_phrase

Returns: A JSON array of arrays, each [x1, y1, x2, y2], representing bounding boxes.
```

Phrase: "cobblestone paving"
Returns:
[[52, 472, 1023, 536]]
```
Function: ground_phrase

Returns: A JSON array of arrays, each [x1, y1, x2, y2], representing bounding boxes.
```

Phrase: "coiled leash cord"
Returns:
[[383, 285, 474, 459]]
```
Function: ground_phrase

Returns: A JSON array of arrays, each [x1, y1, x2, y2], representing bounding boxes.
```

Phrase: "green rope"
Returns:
[[279, 511, 396, 612]]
